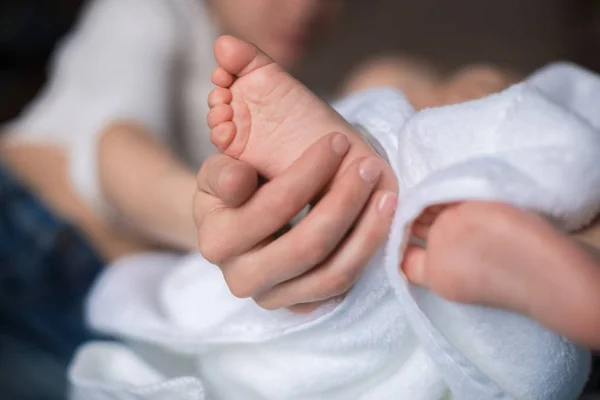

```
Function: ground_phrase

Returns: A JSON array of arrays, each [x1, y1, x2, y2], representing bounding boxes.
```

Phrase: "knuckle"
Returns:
[[224, 272, 256, 299], [197, 230, 230, 265], [197, 238, 223, 265], [223, 261, 267, 299], [322, 270, 354, 297], [254, 297, 281, 311], [197, 212, 236, 264]]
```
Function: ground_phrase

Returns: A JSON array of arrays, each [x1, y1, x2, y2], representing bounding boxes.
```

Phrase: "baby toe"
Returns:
[[211, 121, 237, 151], [211, 66, 235, 88], [208, 88, 233, 108], [207, 104, 234, 129]]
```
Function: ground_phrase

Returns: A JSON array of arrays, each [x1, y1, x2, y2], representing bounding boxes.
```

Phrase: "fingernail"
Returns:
[[378, 192, 397, 217], [331, 133, 350, 156], [359, 158, 382, 183]]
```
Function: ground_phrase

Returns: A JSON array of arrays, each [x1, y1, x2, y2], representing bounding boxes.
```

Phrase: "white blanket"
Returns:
[[69, 62, 600, 400]]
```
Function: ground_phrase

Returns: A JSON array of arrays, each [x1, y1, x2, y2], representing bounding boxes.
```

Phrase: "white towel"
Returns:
[[529, 62, 600, 131], [70, 63, 600, 400]]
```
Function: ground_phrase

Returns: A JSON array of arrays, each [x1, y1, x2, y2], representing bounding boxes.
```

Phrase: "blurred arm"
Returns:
[[6, 0, 198, 249], [99, 122, 198, 250]]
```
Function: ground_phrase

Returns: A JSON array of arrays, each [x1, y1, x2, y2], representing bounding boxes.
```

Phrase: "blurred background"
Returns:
[[301, 0, 600, 92], [1, 0, 600, 122], [1, 2, 600, 398]]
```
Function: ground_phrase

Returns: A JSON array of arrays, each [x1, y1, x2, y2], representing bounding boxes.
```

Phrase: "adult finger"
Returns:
[[253, 189, 397, 309], [197, 133, 349, 265], [221, 157, 389, 299]]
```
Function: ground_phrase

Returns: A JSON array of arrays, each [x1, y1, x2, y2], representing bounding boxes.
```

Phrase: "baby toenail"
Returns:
[[359, 158, 382, 183], [331, 133, 350, 156]]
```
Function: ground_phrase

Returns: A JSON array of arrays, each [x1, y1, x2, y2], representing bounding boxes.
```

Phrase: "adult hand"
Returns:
[[194, 133, 397, 312]]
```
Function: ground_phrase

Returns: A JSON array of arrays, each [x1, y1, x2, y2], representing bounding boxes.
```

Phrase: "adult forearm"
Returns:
[[99, 122, 197, 250]]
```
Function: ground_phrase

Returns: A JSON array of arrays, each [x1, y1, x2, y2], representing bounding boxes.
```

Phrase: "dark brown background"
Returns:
[[2, 0, 599, 122], [300, 0, 600, 93]]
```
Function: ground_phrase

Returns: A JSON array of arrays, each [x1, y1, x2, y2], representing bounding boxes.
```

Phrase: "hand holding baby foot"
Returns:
[[196, 134, 396, 312], [402, 201, 600, 349], [207, 35, 398, 191], [202, 35, 399, 311]]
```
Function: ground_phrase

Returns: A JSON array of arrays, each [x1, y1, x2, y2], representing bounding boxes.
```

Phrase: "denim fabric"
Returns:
[[0, 163, 105, 399]]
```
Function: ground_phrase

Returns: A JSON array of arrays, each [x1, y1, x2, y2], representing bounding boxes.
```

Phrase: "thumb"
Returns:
[[197, 153, 259, 208]]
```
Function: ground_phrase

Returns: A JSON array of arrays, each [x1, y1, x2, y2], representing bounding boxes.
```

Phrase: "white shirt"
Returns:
[[4, 0, 219, 214]]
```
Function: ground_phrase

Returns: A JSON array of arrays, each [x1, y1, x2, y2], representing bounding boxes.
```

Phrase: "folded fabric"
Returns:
[[529, 62, 600, 131], [69, 62, 600, 400]]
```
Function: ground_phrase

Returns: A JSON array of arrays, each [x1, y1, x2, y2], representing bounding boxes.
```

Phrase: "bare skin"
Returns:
[[205, 36, 400, 309], [0, 143, 153, 262], [403, 201, 600, 349], [1, 0, 528, 324], [340, 55, 443, 110], [437, 65, 521, 106], [1, 122, 395, 312], [2, 21, 597, 340], [207, 36, 398, 191], [207, 35, 600, 347], [0, 0, 347, 261], [343, 57, 520, 110]]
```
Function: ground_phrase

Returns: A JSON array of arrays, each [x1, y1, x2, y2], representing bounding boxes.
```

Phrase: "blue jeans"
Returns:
[[0, 163, 105, 400]]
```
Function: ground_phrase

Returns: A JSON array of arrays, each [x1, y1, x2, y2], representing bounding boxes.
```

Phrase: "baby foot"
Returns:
[[403, 201, 566, 309], [207, 35, 396, 191], [402, 201, 592, 313], [403, 201, 600, 346]]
